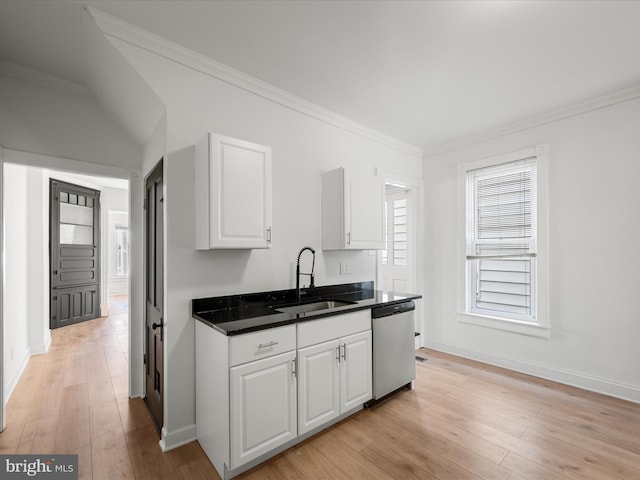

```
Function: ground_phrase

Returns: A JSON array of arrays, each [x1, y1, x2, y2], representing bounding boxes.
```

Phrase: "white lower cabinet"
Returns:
[[297, 339, 340, 434], [340, 331, 373, 412], [196, 310, 372, 480], [230, 351, 297, 469], [298, 330, 372, 435]]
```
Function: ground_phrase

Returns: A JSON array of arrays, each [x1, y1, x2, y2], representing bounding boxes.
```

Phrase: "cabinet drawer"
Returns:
[[297, 310, 371, 348], [229, 325, 296, 367]]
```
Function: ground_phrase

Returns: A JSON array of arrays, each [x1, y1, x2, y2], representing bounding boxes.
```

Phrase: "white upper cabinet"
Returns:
[[195, 132, 272, 249], [321, 168, 384, 250]]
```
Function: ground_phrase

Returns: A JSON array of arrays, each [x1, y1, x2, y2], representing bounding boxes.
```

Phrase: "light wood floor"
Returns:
[[2, 300, 639, 480], [0, 295, 217, 479]]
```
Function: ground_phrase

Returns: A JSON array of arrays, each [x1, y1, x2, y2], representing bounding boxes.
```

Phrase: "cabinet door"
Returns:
[[344, 171, 384, 249], [230, 351, 296, 469], [195, 133, 272, 249], [340, 330, 372, 413], [297, 339, 340, 435]]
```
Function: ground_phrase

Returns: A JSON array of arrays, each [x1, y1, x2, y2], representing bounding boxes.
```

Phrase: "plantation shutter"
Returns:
[[382, 186, 408, 266], [467, 159, 536, 319]]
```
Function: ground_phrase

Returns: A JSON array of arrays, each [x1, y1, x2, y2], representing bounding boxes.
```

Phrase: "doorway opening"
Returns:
[[1, 159, 131, 431], [379, 175, 423, 349], [381, 182, 417, 294]]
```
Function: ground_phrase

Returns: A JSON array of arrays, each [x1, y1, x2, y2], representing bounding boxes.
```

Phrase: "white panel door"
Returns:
[[297, 339, 340, 435], [339, 330, 372, 413], [230, 351, 296, 469]]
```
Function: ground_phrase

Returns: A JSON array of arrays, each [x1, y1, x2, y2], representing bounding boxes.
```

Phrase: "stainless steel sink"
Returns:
[[275, 300, 355, 315]]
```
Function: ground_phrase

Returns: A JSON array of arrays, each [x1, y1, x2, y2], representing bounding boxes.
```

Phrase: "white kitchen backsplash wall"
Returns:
[[423, 96, 640, 402]]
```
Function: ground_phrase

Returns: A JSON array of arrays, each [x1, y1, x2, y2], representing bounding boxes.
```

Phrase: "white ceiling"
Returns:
[[2, 0, 640, 153]]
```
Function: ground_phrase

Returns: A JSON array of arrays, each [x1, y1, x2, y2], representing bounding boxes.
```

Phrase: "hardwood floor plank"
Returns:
[[299, 428, 396, 480], [54, 411, 91, 452], [17, 416, 57, 453], [525, 418, 640, 474], [89, 399, 123, 442], [519, 426, 640, 479], [500, 451, 573, 480], [91, 429, 136, 480], [125, 424, 176, 480], [175, 457, 222, 480]]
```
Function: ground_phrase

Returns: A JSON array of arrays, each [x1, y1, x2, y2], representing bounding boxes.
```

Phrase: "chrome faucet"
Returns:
[[296, 246, 316, 302]]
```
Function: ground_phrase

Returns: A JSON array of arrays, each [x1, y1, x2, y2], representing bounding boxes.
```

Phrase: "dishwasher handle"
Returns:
[[371, 301, 415, 319]]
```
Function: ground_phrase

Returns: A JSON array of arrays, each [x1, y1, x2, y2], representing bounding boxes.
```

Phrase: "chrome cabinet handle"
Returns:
[[258, 341, 278, 349], [267, 227, 272, 244], [336, 345, 341, 362], [346, 232, 351, 245], [341, 344, 346, 361], [292, 358, 296, 378]]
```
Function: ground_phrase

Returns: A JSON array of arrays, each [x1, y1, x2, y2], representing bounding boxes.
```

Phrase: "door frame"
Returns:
[[375, 169, 425, 348], [0, 148, 144, 432]]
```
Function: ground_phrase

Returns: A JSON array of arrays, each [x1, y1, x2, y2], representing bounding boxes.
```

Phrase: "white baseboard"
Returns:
[[4, 349, 31, 403], [424, 340, 640, 404], [160, 424, 197, 452], [30, 336, 52, 356]]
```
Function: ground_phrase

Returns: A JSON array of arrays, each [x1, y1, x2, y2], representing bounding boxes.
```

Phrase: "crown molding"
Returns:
[[424, 83, 640, 158], [85, 6, 423, 159], [0, 59, 90, 99]]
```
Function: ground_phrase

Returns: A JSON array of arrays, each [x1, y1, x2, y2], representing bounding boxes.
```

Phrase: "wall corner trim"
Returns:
[[84, 6, 424, 159]]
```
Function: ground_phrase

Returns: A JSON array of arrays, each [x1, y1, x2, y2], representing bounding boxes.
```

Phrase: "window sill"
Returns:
[[458, 312, 550, 339]]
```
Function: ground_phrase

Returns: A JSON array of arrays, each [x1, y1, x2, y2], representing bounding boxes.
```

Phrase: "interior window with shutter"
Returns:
[[382, 188, 408, 267], [466, 158, 537, 322]]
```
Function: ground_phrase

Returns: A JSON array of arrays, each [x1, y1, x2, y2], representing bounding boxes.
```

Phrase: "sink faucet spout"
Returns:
[[296, 246, 316, 302]]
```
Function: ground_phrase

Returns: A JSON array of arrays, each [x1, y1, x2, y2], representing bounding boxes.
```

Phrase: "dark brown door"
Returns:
[[144, 160, 164, 433], [50, 179, 100, 329]]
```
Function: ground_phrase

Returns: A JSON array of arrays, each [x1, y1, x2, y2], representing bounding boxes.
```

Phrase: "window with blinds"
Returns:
[[466, 158, 537, 322]]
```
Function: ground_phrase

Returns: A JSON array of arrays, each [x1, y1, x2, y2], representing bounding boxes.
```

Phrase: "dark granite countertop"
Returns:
[[192, 281, 421, 335]]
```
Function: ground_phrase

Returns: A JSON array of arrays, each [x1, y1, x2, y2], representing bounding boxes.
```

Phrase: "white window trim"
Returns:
[[457, 144, 549, 338]]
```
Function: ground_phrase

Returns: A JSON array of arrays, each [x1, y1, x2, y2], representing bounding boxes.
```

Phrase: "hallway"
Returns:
[[0, 295, 216, 479]]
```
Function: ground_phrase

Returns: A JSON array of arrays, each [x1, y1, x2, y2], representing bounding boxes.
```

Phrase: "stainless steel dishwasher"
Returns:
[[367, 301, 416, 405]]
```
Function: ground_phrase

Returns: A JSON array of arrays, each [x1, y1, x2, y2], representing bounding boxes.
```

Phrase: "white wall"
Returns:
[[3, 164, 31, 399], [0, 75, 140, 169], [27, 168, 50, 355], [424, 97, 640, 402], [107, 36, 423, 448], [3, 164, 52, 396]]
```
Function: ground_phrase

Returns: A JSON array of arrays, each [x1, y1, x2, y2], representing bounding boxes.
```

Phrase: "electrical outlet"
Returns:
[[340, 262, 350, 274]]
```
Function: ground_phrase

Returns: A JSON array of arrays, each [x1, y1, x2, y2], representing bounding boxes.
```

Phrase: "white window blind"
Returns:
[[467, 158, 537, 321], [382, 190, 408, 266]]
